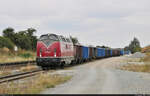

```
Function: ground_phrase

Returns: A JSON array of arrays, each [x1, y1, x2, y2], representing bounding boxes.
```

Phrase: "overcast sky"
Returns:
[[0, 0, 150, 48]]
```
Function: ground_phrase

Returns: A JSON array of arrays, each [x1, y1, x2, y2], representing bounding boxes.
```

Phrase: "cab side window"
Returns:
[[60, 36, 66, 42], [66, 38, 71, 43]]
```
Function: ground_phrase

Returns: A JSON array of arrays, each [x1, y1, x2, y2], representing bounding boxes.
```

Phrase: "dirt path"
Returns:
[[41, 56, 150, 94]]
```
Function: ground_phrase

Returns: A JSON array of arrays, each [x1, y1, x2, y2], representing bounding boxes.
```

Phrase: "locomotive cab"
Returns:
[[36, 33, 74, 68]]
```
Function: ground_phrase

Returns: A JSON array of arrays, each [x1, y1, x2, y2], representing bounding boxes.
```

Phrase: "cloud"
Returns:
[[0, 0, 150, 48]]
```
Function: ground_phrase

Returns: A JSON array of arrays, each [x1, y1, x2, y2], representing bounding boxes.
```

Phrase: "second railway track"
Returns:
[[0, 60, 37, 70], [0, 69, 43, 84], [0, 60, 36, 67]]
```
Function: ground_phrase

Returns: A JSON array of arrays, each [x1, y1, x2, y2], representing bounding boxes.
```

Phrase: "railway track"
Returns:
[[0, 60, 37, 70], [0, 58, 111, 84], [0, 69, 43, 84], [0, 59, 98, 84], [0, 60, 36, 67]]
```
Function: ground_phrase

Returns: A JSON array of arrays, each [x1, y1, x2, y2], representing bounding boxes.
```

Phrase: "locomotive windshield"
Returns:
[[39, 34, 59, 47], [39, 34, 59, 41], [49, 35, 59, 41], [39, 35, 49, 40]]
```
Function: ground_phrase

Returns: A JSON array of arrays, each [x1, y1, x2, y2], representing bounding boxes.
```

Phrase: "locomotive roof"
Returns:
[[40, 33, 57, 36]]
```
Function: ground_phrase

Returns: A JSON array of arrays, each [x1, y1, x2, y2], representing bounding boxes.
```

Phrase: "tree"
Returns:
[[0, 36, 14, 50], [124, 46, 129, 51], [127, 37, 141, 53], [2, 27, 38, 51], [14, 31, 32, 50], [26, 28, 36, 36], [3, 27, 15, 42], [26, 28, 37, 50]]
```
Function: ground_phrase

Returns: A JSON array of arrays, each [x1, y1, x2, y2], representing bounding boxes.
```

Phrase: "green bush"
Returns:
[[18, 53, 32, 58], [0, 36, 14, 50]]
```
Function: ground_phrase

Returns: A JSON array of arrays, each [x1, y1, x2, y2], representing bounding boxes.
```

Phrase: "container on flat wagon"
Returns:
[[82, 46, 89, 59]]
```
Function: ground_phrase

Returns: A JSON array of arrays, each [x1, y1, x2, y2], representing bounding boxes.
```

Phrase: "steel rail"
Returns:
[[0, 69, 43, 84], [0, 60, 36, 66]]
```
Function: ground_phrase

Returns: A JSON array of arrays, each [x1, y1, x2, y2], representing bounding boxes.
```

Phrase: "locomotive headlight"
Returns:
[[40, 48, 42, 57], [54, 48, 57, 57], [40, 53, 42, 57], [54, 53, 56, 57]]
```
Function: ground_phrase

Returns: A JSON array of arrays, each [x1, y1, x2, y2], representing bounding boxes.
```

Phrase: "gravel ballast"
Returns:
[[129, 52, 146, 58]]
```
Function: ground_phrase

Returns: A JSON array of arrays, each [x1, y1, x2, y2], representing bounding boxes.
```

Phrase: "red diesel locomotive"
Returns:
[[36, 33, 74, 69]]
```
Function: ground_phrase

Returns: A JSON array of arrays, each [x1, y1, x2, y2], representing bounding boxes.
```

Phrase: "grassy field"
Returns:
[[0, 73, 72, 94], [120, 52, 150, 73], [141, 52, 150, 62], [120, 63, 150, 73], [0, 48, 36, 63]]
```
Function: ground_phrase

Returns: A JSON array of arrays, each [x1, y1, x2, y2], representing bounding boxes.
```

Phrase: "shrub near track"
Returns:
[[0, 49, 35, 63]]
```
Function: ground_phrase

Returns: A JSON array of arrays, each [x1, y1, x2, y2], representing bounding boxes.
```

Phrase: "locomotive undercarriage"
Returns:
[[36, 57, 74, 69]]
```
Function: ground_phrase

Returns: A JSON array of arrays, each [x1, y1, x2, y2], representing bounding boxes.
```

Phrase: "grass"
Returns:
[[20, 65, 38, 72], [140, 52, 150, 62], [0, 71, 11, 76], [0, 65, 39, 77], [120, 63, 150, 73], [0, 73, 72, 94], [120, 52, 150, 73], [0, 48, 36, 63], [126, 58, 141, 62]]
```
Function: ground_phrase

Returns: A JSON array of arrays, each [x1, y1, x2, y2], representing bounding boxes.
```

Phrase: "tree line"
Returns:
[[0, 27, 142, 53], [124, 37, 141, 53], [0, 27, 37, 51], [0, 27, 79, 51]]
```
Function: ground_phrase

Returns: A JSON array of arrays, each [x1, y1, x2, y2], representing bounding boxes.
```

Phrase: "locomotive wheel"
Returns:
[[60, 62, 65, 69], [52, 65, 57, 69], [70, 61, 75, 66], [41, 67, 47, 70], [41, 66, 51, 70]]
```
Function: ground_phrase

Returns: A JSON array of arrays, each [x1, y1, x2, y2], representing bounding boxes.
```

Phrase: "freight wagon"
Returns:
[[73, 45, 83, 64], [97, 48, 105, 58], [82, 46, 89, 62], [120, 49, 124, 55]]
